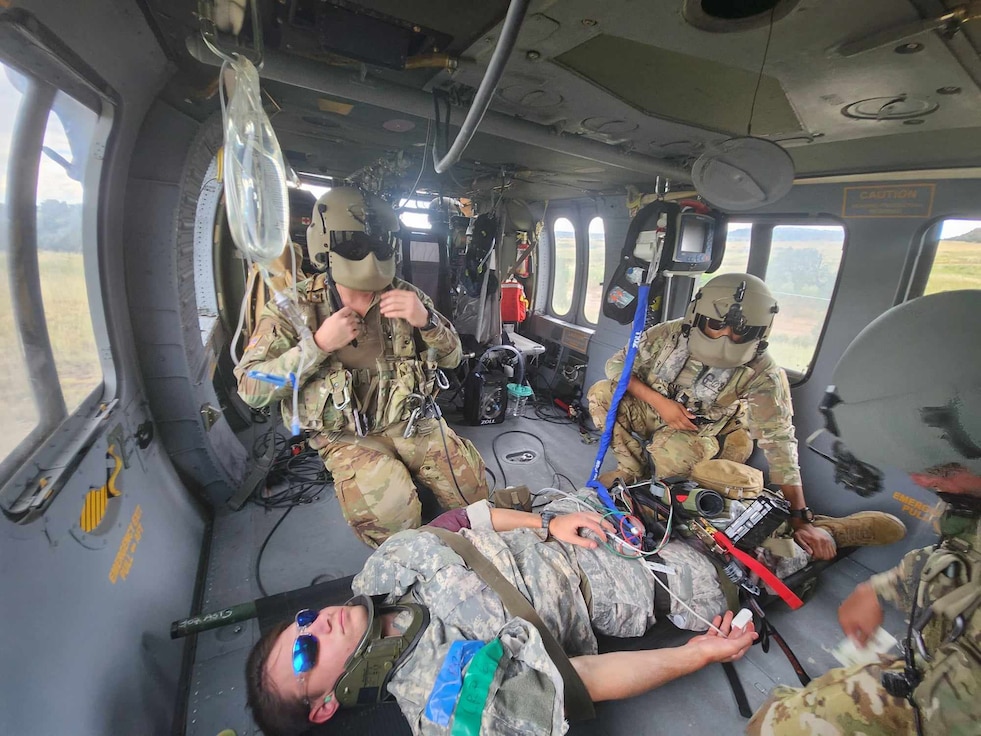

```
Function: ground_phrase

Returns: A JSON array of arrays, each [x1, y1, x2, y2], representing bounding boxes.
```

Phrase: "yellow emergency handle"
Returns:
[[79, 444, 124, 533]]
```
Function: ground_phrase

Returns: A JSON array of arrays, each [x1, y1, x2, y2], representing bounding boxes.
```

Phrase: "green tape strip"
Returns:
[[450, 638, 505, 736]]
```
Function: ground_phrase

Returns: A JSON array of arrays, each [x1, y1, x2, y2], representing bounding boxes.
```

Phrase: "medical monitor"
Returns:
[[671, 212, 715, 269]]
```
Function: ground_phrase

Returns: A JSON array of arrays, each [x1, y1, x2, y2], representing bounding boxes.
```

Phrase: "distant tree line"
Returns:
[[0, 200, 84, 253], [950, 227, 981, 243]]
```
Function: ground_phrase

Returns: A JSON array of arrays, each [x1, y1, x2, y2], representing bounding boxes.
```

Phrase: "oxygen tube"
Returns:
[[215, 49, 309, 435], [587, 283, 650, 519]]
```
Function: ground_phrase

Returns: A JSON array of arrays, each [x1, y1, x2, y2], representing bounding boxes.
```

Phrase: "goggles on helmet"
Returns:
[[695, 315, 767, 342], [330, 231, 397, 261]]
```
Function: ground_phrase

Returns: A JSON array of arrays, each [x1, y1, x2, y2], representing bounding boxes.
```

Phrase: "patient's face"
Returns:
[[265, 604, 370, 708]]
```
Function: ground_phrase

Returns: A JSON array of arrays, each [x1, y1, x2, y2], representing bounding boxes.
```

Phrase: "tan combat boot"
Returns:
[[597, 469, 639, 489], [812, 512, 907, 548]]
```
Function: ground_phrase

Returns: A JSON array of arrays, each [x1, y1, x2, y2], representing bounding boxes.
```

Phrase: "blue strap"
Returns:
[[424, 640, 486, 726], [587, 284, 650, 514]]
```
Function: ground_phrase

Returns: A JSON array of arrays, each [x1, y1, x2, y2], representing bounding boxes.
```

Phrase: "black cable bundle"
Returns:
[[250, 427, 331, 509], [250, 427, 333, 597]]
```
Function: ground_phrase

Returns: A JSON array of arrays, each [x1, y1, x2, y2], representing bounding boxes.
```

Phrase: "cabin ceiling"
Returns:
[[142, 0, 981, 202]]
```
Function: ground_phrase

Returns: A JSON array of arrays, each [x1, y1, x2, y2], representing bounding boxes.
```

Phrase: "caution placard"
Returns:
[[841, 184, 935, 218]]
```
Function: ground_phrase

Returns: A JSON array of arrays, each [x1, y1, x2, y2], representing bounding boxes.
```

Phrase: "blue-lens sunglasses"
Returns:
[[293, 608, 319, 692]]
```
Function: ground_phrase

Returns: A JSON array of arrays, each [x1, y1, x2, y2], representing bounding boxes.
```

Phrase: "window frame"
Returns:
[[548, 213, 580, 319], [582, 215, 606, 325], [723, 215, 848, 385], [0, 13, 118, 522], [898, 214, 981, 303]]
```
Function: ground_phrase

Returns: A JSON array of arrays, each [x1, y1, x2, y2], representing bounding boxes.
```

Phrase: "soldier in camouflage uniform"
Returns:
[[588, 273, 904, 561], [747, 289, 981, 736], [246, 489, 756, 736], [235, 188, 487, 547]]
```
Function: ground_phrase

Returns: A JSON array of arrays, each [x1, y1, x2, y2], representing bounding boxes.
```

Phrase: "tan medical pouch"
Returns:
[[691, 459, 763, 501]]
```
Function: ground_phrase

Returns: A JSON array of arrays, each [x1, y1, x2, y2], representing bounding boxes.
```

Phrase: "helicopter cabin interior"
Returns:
[[1, 0, 980, 735]]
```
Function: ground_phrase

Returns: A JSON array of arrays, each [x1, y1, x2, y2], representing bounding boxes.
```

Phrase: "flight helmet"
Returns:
[[818, 289, 981, 499], [306, 187, 401, 291], [684, 273, 778, 368]]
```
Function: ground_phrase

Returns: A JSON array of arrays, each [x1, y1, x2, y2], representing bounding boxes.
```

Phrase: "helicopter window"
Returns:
[[0, 50, 113, 519], [398, 198, 432, 231], [583, 217, 606, 324], [550, 216, 577, 316], [35, 91, 103, 415], [763, 225, 845, 377], [914, 219, 981, 298], [699, 221, 751, 288]]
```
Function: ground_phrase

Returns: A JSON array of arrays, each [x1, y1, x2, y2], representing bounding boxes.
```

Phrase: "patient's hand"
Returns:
[[549, 512, 616, 549], [684, 611, 758, 665]]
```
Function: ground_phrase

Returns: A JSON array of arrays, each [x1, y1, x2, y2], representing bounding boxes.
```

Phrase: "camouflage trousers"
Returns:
[[314, 418, 489, 548], [746, 658, 916, 736], [586, 379, 752, 480]]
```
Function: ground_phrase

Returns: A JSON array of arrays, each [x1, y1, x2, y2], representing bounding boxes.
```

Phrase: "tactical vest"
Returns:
[[649, 330, 775, 437], [279, 277, 441, 437], [910, 511, 981, 733]]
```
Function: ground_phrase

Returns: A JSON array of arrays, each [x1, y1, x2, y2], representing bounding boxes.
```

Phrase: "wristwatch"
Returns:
[[540, 512, 557, 538], [788, 506, 815, 523], [422, 308, 439, 330]]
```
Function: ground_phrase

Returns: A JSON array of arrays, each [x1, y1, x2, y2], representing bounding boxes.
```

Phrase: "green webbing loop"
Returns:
[[450, 638, 505, 736]]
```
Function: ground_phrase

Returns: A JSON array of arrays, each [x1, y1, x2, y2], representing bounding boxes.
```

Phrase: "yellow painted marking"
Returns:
[[892, 491, 945, 532], [79, 444, 124, 533], [109, 505, 143, 584], [317, 97, 354, 115]]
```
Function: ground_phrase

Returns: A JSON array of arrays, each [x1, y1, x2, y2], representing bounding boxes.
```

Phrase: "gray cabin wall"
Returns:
[[0, 2, 207, 735]]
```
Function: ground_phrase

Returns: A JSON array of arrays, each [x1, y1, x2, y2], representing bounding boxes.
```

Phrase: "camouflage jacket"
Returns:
[[605, 319, 801, 485], [234, 276, 461, 436], [352, 496, 659, 735], [869, 508, 981, 735]]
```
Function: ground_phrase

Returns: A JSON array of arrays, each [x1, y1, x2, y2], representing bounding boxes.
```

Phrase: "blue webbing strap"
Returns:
[[587, 284, 650, 513]]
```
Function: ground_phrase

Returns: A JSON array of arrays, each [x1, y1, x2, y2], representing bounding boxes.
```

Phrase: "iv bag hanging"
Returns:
[[222, 54, 289, 269]]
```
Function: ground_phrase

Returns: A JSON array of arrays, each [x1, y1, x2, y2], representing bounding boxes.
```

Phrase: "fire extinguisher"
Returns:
[[515, 231, 532, 278]]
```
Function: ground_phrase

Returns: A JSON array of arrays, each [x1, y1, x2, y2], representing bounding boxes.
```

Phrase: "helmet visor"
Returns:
[[331, 231, 397, 261], [696, 315, 767, 342]]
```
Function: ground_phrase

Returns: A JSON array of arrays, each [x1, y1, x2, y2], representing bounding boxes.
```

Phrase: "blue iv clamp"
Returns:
[[246, 370, 296, 389]]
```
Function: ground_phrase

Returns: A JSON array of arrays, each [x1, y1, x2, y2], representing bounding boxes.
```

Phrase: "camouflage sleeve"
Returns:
[[604, 321, 672, 382], [868, 546, 930, 613], [743, 366, 802, 485], [233, 301, 331, 409], [396, 280, 462, 368]]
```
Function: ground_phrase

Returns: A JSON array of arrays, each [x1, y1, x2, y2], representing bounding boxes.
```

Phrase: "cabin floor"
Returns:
[[181, 402, 907, 736]]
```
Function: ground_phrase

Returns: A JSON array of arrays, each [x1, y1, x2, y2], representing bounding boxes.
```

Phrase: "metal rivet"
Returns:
[[526, 50, 541, 61], [582, 18, 598, 27], [895, 42, 924, 54]]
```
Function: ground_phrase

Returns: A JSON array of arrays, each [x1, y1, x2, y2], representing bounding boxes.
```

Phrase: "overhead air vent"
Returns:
[[683, 0, 800, 32], [841, 96, 939, 121]]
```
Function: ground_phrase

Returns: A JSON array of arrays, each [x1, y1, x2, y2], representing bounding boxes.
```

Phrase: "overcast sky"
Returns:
[[0, 64, 81, 205]]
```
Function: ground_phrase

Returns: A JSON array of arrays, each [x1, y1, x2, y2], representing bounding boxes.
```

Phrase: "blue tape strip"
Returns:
[[587, 283, 651, 515], [424, 640, 485, 726]]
